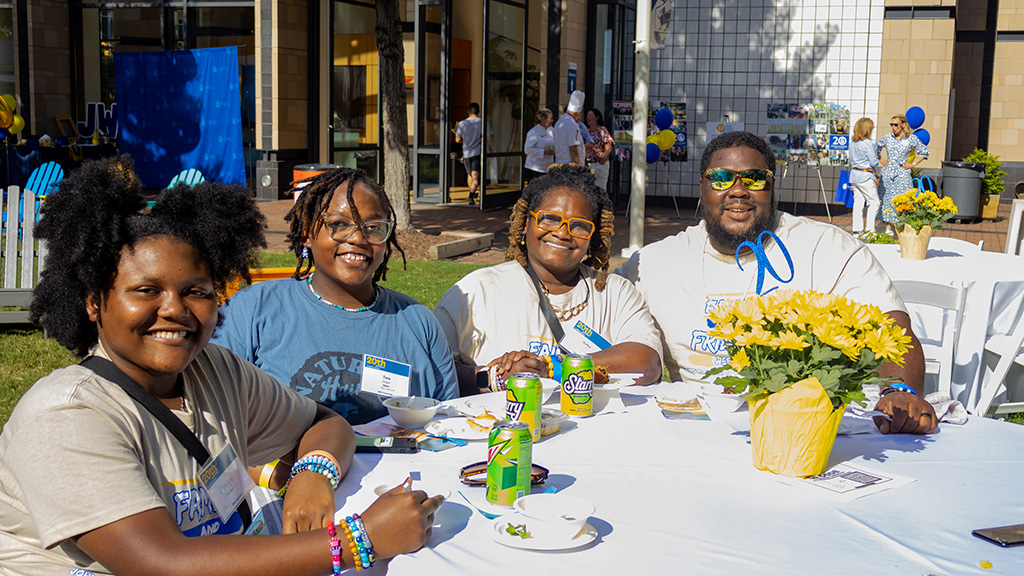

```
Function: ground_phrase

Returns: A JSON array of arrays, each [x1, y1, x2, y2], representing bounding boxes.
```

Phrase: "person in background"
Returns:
[[524, 107, 555, 185], [877, 114, 929, 234], [585, 108, 614, 192], [433, 164, 662, 396], [553, 90, 586, 165], [848, 117, 881, 234], [616, 131, 936, 434], [0, 157, 440, 575], [212, 167, 458, 425], [453, 102, 493, 205]]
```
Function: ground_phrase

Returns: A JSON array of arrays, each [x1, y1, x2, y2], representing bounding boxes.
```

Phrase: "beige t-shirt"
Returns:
[[432, 261, 662, 367], [615, 213, 906, 383], [0, 343, 316, 575]]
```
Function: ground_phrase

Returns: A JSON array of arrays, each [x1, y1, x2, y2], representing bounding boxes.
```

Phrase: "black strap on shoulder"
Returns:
[[524, 263, 567, 350], [80, 356, 251, 529]]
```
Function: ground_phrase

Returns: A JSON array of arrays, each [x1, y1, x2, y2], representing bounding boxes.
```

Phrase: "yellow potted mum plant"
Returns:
[[705, 290, 911, 477], [890, 180, 957, 260]]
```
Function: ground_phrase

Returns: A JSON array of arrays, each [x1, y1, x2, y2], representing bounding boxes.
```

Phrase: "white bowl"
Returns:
[[698, 385, 747, 413], [382, 396, 441, 428], [512, 493, 595, 541]]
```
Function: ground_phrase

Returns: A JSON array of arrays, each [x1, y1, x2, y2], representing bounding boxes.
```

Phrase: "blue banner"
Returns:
[[115, 47, 245, 188]]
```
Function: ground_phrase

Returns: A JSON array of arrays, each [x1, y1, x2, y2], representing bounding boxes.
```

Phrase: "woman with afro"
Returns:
[[433, 163, 662, 395], [211, 167, 457, 424], [1, 157, 441, 574]]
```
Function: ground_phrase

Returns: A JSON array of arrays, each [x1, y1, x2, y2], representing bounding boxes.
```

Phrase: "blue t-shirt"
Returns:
[[212, 278, 458, 425]]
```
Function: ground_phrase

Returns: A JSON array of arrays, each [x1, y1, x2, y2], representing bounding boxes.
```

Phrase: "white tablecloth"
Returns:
[[868, 240, 1024, 412], [333, 386, 1024, 575]]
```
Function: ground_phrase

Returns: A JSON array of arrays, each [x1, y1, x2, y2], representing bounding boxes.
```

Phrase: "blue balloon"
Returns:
[[913, 128, 930, 146], [655, 108, 674, 131], [646, 142, 662, 164], [905, 106, 925, 129]]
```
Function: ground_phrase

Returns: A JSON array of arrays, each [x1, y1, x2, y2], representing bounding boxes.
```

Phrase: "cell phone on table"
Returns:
[[972, 523, 1024, 547], [355, 436, 419, 454]]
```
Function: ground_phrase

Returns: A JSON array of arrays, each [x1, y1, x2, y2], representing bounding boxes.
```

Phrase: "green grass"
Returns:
[[0, 253, 485, 432]]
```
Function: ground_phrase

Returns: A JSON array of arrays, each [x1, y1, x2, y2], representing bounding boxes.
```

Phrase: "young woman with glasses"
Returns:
[[433, 164, 662, 395], [876, 114, 929, 234], [212, 168, 457, 425]]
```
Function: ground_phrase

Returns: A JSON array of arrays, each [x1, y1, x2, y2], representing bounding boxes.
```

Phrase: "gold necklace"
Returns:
[[541, 276, 591, 322]]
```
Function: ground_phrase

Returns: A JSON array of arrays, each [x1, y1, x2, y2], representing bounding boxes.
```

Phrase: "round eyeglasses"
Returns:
[[320, 214, 394, 244]]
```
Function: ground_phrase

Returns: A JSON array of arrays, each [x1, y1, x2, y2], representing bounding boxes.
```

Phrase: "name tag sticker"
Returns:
[[198, 443, 254, 524], [559, 320, 612, 355], [361, 354, 412, 397]]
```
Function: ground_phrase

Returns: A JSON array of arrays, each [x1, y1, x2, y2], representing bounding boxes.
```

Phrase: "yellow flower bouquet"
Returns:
[[890, 188, 957, 234], [705, 290, 913, 476]]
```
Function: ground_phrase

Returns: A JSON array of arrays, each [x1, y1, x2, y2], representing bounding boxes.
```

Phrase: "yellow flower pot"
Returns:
[[897, 224, 932, 260], [747, 377, 845, 477]]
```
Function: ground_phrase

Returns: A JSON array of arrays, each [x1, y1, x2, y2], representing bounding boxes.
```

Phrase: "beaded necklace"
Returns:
[[306, 273, 378, 312]]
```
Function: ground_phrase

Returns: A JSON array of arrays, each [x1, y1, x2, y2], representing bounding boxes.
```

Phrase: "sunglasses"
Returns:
[[703, 168, 774, 191], [458, 461, 550, 487], [320, 213, 394, 244], [529, 210, 595, 239], [890, 123, 901, 127]]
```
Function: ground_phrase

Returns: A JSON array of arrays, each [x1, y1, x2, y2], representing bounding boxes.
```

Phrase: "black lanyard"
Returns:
[[524, 263, 569, 354], [80, 356, 252, 530]]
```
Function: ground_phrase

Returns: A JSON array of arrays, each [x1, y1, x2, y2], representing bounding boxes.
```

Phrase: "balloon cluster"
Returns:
[[646, 108, 675, 164], [0, 94, 25, 138], [905, 106, 929, 145]]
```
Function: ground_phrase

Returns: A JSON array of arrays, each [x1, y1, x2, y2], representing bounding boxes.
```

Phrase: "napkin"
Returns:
[[850, 384, 968, 426]]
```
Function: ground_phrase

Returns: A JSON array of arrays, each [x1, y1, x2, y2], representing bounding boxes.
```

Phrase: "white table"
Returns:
[[868, 241, 1024, 413], [333, 386, 1024, 575]]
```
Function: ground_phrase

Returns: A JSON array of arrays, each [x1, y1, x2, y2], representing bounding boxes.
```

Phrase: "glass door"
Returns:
[[413, 1, 447, 203], [330, 1, 380, 180], [480, 0, 526, 209]]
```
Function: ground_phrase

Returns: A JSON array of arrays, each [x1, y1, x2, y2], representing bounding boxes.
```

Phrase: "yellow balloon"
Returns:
[[657, 129, 675, 151], [0, 109, 11, 129], [646, 134, 658, 145], [10, 114, 24, 134], [0, 94, 15, 113]]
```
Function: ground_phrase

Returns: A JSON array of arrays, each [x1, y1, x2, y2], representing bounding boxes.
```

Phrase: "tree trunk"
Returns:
[[376, 0, 412, 231]]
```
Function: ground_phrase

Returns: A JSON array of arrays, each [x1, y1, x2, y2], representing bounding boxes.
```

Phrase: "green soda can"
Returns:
[[486, 420, 533, 506], [560, 353, 594, 417], [505, 372, 543, 442]]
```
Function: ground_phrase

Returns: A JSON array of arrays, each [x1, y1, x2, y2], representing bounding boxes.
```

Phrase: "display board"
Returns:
[[612, 100, 633, 161], [649, 100, 687, 163], [766, 103, 849, 166]]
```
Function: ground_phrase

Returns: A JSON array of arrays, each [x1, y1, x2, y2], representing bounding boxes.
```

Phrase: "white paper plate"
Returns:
[[424, 417, 492, 441], [596, 373, 644, 390], [491, 514, 598, 550]]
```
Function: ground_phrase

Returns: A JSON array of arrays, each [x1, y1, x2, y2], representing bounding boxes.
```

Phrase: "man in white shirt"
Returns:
[[553, 90, 585, 165], [616, 131, 937, 434]]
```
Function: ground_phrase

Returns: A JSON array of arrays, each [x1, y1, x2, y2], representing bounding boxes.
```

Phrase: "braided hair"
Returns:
[[285, 167, 406, 283], [29, 156, 268, 357], [505, 163, 614, 290]]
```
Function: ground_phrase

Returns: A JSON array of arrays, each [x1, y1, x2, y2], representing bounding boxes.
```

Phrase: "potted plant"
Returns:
[[962, 148, 1006, 220], [706, 290, 911, 477], [890, 181, 958, 259]]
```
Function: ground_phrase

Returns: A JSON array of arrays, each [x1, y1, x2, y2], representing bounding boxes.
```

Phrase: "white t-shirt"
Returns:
[[614, 213, 906, 383], [0, 344, 316, 575], [432, 261, 662, 366], [524, 124, 555, 173], [553, 113, 582, 165]]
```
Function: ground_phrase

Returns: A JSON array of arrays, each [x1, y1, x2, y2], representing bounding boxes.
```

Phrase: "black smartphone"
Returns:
[[972, 524, 1024, 547], [355, 436, 419, 454]]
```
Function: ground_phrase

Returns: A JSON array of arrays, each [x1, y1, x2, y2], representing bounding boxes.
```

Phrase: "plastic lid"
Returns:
[[941, 161, 985, 170]]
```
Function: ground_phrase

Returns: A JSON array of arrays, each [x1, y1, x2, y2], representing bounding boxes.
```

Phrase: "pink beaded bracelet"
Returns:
[[327, 524, 342, 576]]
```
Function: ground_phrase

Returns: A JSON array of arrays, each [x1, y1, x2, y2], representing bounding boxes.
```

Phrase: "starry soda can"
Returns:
[[505, 372, 543, 442], [486, 420, 533, 506], [560, 353, 594, 416]]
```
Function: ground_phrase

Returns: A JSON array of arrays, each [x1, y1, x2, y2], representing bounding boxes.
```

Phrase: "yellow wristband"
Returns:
[[258, 459, 280, 488]]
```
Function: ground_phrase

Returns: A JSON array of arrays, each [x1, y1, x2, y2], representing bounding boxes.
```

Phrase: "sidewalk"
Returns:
[[255, 197, 1016, 266]]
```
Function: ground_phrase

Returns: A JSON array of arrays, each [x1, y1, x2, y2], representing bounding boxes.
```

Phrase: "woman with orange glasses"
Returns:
[[433, 164, 662, 395]]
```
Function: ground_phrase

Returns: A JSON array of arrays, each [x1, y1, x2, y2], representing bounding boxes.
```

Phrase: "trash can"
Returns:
[[292, 164, 342, 203], [940, 161, 985, 221]]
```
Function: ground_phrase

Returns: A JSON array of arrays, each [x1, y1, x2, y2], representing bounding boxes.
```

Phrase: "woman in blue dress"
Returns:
[[876, 114, 929, 233]]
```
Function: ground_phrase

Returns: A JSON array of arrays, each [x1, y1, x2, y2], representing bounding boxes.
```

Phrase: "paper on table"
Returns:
[[772, 462, 916, 502]]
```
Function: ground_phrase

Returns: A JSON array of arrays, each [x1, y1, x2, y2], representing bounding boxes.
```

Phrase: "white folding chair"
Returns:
[[892, 280, 967, 398], [1006, 199, 1024, 256], [975, 322, 1024, 417]]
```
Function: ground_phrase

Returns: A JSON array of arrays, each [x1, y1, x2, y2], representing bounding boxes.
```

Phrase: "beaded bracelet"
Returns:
[[327, 523, 342, 576], [278, 455, 340, 496], [351, 513, 376, 566], [342, 514, 375, 571], [301, 450, 341, 478], [881, 382, 918, 397]]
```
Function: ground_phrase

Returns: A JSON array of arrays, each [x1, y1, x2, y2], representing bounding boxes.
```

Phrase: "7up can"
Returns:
[[560, 353, 594, 417], [486, 420, 533, 506], [505, 372, 543, 442]]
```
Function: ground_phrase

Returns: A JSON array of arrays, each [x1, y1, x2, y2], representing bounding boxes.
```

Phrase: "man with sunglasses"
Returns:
[[616, 131, 936, 434]]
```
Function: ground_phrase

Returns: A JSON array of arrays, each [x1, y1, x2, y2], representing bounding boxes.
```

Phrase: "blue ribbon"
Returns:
[[735, 230, 794, 296]]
